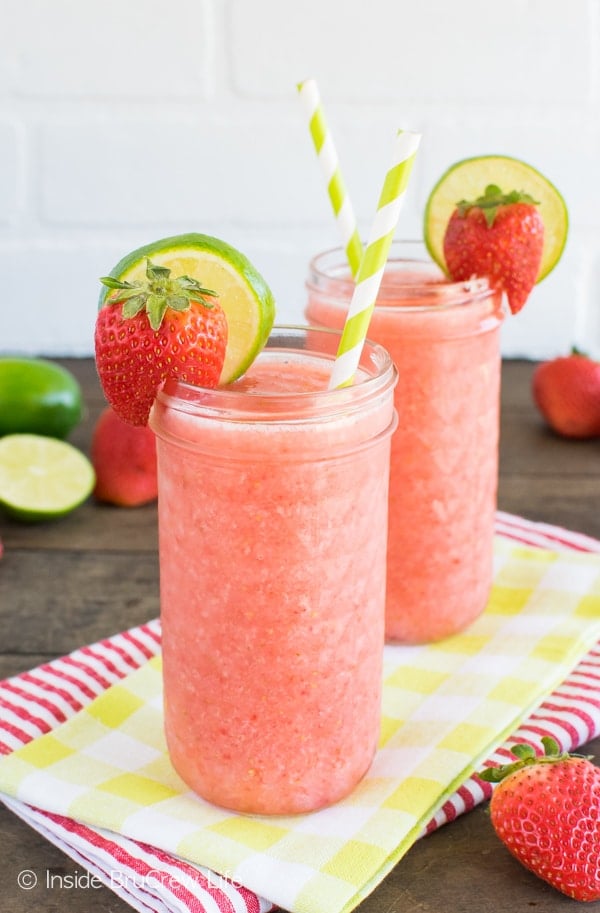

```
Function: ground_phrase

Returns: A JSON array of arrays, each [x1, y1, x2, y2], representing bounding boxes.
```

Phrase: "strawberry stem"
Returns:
[[100, 260, 218, 331], [456, 184, 540, 227], [478, 737, 583, 783]]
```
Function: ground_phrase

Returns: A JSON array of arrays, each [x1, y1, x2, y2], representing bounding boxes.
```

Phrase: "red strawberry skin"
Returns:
[[489, 756, 600, 901], [95, 297, 227, 426], [443, 202, 544, 314], [91, 406, 158, 506], [532, 354, 600, 439]]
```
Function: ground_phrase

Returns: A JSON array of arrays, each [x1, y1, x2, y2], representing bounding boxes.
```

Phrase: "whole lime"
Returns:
[[0, 357, 83, 438]]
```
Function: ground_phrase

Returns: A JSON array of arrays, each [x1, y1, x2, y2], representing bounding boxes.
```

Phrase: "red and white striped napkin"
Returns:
[[2, 511, 600, 913]]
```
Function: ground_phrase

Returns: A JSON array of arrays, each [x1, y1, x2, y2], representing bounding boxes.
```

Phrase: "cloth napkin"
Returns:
[[2, 512, 600, 913]]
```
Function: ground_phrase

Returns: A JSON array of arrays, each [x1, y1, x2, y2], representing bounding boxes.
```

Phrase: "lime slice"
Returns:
[[98, 233, 276, 384], [424, 155, 568, 282], [0, 434, 95, 522]]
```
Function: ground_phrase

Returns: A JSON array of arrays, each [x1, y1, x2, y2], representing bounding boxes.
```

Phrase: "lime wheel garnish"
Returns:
[[98, 233, 276, 384], [424, 155, 568, 282]]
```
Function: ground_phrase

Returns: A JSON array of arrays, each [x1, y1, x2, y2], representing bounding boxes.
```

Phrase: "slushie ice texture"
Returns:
[[150, 327, 397, 815], [306, 242, 504, 644]]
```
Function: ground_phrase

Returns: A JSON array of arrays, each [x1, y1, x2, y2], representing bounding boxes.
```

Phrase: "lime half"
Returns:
[[98, 233, 276, 384], [424, 155, 568, 281], [0, 434, 95, 522]]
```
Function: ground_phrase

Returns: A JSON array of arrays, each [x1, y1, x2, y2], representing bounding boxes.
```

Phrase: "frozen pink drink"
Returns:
[[150, 327, 397, 815], [306, 243, 504, 643]]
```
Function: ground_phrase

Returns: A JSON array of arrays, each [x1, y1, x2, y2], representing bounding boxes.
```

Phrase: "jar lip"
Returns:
[[307, 239, 495, 309], [153, 324, 398, 420]]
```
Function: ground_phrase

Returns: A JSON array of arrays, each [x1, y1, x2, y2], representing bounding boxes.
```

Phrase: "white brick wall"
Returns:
[[1, 0, 599, 358]]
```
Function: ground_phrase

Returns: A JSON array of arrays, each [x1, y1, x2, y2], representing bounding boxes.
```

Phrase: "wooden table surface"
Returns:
[[1, 357, 600, 912]]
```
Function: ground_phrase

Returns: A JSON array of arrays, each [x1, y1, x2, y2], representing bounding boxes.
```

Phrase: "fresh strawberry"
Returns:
[[479, 738, 600, 901], [91, 406, 158, 506], [95, 260, 227, 425], [532, 350, 600, 439], [443, 184, 544, 314]]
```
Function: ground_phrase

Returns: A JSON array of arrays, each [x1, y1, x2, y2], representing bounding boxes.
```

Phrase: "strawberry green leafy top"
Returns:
[[479, 735, 584, 782], [100, 260, 218, 331], [456, 184, 540, 227]]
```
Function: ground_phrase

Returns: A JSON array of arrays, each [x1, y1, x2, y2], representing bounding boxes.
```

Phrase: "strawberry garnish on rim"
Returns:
[[443, 184, 545, 314], [95, 260, 228, 426], [479, 737, 600, 901]]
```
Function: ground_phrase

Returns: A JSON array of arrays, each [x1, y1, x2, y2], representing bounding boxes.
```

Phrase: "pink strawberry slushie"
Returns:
[[150, 327, 397, 815], [306, 242, 504, 643]]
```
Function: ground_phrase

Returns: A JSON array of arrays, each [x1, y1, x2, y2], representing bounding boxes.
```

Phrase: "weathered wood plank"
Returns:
[[0, 551, 158, 654], [0, 501, 158, 552], [498, 476, 600, 538], [500, 413, 600, 478]]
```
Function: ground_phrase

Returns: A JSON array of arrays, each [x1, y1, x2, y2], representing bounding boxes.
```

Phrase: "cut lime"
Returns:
[[0, 434, 95, 522], [424, 155, 568, 282], [0, 357, 82, 438], [98, 233, 276, 384]]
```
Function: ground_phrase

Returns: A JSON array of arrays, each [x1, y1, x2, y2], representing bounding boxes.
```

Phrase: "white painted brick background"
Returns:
[[1, 0, 599, 358]]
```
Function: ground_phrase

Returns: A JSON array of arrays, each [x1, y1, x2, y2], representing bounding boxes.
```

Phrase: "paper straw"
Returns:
[[297, 78, 363, 278], [328, 129, 421, 390]]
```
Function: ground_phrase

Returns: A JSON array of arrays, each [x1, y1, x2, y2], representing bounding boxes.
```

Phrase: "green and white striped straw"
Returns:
[[328, 129, 421, 390], [297, 78, 363, 278]]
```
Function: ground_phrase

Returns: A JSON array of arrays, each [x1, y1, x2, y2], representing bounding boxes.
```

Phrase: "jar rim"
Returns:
[[152, 324, 398, 423], [307, 239, 496, 311]]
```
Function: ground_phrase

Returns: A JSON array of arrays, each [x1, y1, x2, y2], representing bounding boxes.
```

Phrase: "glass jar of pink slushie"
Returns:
[[306, 242, 504, 644], [150, 326, 397, 815]]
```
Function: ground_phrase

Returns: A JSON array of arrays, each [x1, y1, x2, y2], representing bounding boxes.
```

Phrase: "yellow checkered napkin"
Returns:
[[2, 538, 600, 913]]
